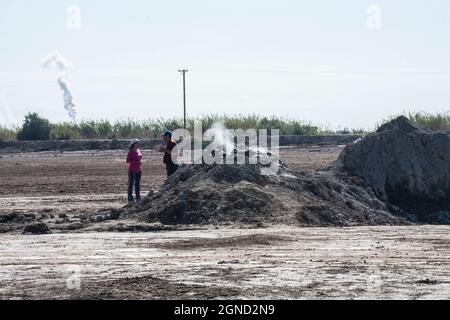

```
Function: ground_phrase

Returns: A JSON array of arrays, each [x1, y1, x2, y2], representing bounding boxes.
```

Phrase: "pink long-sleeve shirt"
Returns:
[[126, 149, 143, 172]]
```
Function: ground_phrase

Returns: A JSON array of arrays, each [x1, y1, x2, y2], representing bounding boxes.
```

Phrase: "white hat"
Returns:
[[130, 138, 141, 147]]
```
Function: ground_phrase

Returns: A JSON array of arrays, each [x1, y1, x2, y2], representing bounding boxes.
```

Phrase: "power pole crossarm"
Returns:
[[178, 69, 188, 129]]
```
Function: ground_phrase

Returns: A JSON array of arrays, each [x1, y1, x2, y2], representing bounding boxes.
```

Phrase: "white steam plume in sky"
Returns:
[[41, 51, 77, 122]]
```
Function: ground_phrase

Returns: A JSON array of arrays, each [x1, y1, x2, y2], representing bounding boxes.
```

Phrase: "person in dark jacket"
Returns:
[[158, 130, 178, 177]]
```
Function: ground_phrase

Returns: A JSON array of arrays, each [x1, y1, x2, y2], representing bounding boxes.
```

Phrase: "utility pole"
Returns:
[[178, 69, 188, 129]]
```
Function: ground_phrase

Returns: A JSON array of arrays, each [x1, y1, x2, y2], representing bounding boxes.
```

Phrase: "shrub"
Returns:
[[17, 113, 51, 140]]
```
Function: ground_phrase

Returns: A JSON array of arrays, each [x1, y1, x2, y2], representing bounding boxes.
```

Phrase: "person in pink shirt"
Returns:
[[126, 138, 143, 205]]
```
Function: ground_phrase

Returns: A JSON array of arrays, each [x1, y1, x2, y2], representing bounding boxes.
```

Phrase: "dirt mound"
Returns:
[[128, 159, 406, 227], [334, 116, 450, 222], [120, 116, 450, 227], [23, 222, 51, 235]]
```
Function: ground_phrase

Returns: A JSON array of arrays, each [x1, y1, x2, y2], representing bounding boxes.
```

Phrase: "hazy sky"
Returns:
[[0, 0, 449, 129]]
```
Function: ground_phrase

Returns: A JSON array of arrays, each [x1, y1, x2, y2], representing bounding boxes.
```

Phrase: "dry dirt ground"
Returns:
[[1, 146, 449, 299], [1, 226, 449, 299]]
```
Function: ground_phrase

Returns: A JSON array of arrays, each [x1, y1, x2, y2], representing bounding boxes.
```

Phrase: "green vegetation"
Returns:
[[4, 111, 447, 141], [194, 114, 321, 135], [406, 111, 450, 132], [50, 122, 81, 140], [48, 115, 323, 139], [17, 113, 52, 141], [0, 125, 17, 141], [381, 111, 450, 132], [2, 114, 331, 141]]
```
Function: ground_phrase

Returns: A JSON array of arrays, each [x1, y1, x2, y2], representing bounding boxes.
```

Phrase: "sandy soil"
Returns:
[[1, 226, 449, 300], [1, 145, 449, 300]]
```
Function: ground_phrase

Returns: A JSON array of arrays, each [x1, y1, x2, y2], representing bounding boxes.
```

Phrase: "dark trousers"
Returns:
[[165, 162, 179, 177], [128, 171, 141, 202]]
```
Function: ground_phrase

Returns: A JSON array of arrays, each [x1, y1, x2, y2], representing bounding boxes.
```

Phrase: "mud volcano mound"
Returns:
[[131, 157, 405, 227], [123, 116, 449, 227], [334, 116, 450, 223]]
